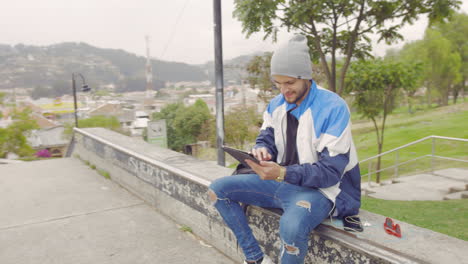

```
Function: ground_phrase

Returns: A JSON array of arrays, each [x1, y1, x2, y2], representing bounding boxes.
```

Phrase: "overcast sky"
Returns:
[[2, 0, 468, 65]]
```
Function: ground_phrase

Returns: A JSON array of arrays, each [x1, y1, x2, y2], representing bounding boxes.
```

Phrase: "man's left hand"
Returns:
[[245, 159, 281, 180]]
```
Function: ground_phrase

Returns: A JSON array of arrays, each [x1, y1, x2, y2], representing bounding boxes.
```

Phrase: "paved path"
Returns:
[[0, 158, 235, 264], [362, 168, 468, 200]]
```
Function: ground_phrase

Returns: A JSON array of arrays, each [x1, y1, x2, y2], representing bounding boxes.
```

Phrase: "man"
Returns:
[[209, 35, 361, 264]]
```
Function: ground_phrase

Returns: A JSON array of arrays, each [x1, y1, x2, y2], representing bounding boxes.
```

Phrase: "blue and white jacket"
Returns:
[[255, 81, 361, 218]]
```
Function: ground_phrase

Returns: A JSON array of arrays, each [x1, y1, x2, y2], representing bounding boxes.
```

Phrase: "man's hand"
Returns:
[[251, 147, 272, 161], [245, 159, 281, 180]]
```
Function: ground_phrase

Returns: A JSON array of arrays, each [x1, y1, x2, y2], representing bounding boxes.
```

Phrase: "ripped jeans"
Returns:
[[209, 174, 333, 264]]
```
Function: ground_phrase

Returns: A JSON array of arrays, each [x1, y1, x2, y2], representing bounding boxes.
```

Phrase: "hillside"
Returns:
[[0, 42, 208, 93]]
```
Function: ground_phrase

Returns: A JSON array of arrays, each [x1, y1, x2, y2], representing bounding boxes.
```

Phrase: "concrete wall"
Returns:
[[71, 128, 468, 264]]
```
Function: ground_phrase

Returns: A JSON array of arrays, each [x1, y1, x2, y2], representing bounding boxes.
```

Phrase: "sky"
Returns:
[[2, 0, 468, 65]]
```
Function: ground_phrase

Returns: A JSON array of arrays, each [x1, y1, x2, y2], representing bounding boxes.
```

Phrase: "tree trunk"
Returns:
[[427, 84, 432, 108], [376, 85, 391, 184], [453, 78, 465, 104], [441, 83, 450, 106], [453, 86, 459, 104], [404, 90, 413, 114], [308, 19, 333, 93], [376, 143, 383, 184], [337, 1, 365, 96], [376, 118, 387, 184], [408, 98, 413, 114], [371, 117, 382, 183]]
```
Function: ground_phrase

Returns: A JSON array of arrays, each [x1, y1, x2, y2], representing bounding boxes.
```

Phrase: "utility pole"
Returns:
[[72, 75, 78, 127], [213, 0, 225, 166], [145, 35, 154, 103]]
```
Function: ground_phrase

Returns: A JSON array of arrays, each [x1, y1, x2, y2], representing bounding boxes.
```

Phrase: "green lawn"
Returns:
[[353, 102, 468, 159], [352, 102, 468, 181], [361, 196, 468, 241], [356, 103, 468, 240]]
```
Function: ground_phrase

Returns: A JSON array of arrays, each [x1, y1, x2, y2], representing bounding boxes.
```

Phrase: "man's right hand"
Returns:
[[251, 147, 272, 161]]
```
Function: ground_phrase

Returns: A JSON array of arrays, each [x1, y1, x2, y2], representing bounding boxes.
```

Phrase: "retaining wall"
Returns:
[[71, 128, 468, 264]]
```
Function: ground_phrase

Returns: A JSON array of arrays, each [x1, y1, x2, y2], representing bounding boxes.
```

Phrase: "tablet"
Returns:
[[222, 146, 260, 168]]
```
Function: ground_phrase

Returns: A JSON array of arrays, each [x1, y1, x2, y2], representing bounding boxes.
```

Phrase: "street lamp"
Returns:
[[72, 73, 91, 127]]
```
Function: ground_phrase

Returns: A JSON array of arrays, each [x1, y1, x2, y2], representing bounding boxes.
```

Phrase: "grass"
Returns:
[[356, 103, 468, 240], [75, 156, 111, 180], [353, 103, 468, 160], [179, 225, 193, 233], [18, 156, 55, 161], [353, 102, 468, 182], [361, 196, 468, 241], [97, 168, 111, 179]]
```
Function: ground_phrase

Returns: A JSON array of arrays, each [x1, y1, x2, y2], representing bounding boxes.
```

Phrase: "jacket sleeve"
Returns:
[[284, 102, 352, 188], [253, 109, 278, 160], [284, 148, 349, 188]]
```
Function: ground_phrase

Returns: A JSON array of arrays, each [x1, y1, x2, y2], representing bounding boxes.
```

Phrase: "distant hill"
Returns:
[[0, 42, 208, 94], [202, 52, 266, 85], [0, 42, 267, 98]]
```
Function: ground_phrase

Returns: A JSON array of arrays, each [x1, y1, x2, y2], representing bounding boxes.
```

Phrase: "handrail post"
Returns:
[[394, 150, 399, 182], [368, 161, 372, 187], [431, 137, 435, 174]]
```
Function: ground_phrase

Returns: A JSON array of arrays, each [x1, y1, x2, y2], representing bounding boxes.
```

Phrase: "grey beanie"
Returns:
[[270, 34, 312, 80]]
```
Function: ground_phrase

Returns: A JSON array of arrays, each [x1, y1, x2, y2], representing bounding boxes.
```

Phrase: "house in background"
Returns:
[[27, 126, 69, 158], [130, 111, 150, 136], [87, 102, 123, 118], [31, 112, 59, 129]]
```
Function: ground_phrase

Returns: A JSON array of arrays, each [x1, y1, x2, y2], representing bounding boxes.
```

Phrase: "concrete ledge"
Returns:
[[71, 128, 468, 264]]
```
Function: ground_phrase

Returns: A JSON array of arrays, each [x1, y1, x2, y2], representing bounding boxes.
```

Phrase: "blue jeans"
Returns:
[[209, 174, 333, 264]]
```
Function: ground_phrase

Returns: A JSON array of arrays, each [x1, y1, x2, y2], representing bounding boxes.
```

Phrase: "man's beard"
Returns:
[[292, 81, 310, 104]]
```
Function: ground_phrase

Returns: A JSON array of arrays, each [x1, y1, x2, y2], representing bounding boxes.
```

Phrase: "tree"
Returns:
[[0, 108, 39, 158], [422, 28, 461, 106], [386, 41, 426, 112], [152, 102, 185, 151], [30, 85, 50, 100], [431, 12, 468, 103], [198, 106, 263, 150], [224, 106, 262, 149], [92, 90, 111, 101], [78, 115, 121, 130], [197, 118, 216, 147], [346, 59, 420, 183], [0, 92, 5, 119], [246, 52, 277, 103], [233, 0, 460, 96], [245, 52, 329, 103], [153, 100, 212, 151], [172, 99, 212, 151], [64, 115, 122, 138]]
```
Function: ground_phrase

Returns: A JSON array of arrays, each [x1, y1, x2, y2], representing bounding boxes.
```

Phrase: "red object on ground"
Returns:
[[384, 217, 402, 238]]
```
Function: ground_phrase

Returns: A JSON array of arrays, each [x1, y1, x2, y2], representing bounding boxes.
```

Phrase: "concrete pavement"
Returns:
[[362, 168, 468, 200], [0, 158, 235, 264]]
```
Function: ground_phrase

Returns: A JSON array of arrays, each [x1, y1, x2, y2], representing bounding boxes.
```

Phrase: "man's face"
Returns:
[[272, 75, 310, 105]]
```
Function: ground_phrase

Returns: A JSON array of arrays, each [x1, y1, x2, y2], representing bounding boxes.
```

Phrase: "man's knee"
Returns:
[[208, 189, 218, 202], [279, 221, 308, 244], [283, 242, 300, 256], [279, 202, 314, 237]]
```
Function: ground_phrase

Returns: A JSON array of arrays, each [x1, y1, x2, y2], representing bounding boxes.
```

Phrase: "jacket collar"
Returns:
[[285, 80, 317, 118]]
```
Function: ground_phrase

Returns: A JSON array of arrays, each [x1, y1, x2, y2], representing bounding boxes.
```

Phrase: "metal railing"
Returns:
[[359, 135, 468, 185]]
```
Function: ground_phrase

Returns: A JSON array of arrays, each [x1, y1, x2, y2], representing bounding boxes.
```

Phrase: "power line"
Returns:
[[160, 0, 191, 60]]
